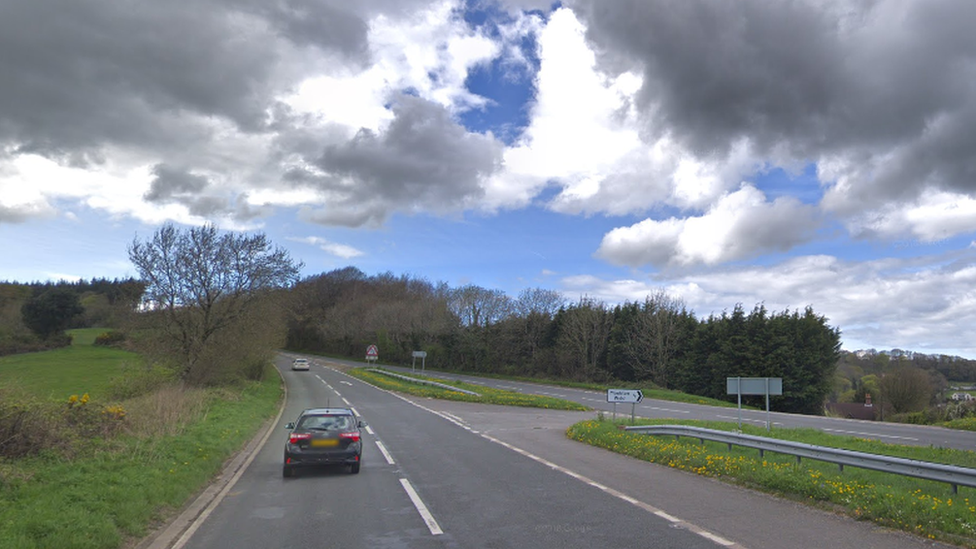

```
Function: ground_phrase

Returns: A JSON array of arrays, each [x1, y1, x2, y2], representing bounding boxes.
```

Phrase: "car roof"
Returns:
[[301, 407, 354, 416], [293, 358, 308, 361]]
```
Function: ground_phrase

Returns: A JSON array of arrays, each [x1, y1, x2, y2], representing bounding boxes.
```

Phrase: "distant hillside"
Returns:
[[839, 348, 976, 384]]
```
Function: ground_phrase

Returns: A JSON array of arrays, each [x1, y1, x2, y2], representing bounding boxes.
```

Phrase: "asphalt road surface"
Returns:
[[375, 362, 976, 452], [174, 356, 961, 549]]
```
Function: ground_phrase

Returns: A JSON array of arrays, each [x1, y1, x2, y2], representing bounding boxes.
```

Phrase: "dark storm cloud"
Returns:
[[0, 1, 273, 156], [306, 95, 504, 226], [0, 204, 41, 224], [144, 164, 210, 203], [257, 0, 370, 62], [144, 163, 267, 221], [0, 0, 392, 161], [569, 0, 976, 205]]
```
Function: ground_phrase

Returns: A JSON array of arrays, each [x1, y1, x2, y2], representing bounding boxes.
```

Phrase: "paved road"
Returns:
[[181, 357, 719, 549], [176, 355, 959, 549], [372, 362, 976, 452]]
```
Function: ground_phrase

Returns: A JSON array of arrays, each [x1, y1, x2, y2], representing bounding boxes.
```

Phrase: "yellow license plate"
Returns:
[[311, 439, 339, 447]]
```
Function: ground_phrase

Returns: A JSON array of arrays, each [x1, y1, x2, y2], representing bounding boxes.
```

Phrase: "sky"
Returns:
[[2, 0, 976, 357]]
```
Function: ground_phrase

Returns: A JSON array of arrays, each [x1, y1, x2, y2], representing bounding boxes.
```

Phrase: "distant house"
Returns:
[[826, 394, 876, 420], [951, 392, 974, 402]]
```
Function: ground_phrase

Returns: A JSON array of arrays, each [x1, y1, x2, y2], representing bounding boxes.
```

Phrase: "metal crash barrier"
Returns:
[[624, 424, 976, 494]]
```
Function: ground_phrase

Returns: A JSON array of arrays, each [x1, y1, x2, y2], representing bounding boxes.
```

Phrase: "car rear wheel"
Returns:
[[283, 465, 294, 478], [350, 462, 360, 474]]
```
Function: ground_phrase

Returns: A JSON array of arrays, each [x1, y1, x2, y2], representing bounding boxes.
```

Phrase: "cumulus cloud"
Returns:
[[568, 0, 976, 246], [289, 236, 364, 259], [0, 0, 513, 230], [299, 95, 503, 227], [597, 185, 819, 268]]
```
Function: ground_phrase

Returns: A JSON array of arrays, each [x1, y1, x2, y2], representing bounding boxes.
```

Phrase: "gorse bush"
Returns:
[[94, 330, 126, 347], [0, 387, 126, 460], [0, 391, 57, 459]]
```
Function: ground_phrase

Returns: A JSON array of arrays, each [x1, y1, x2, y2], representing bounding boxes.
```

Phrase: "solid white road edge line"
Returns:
[[344, 374, 745, 549], [330, 366, 740, 546], [374, 440, 396, 465], [166, 366, 289, 549], [400, 479, 444, 536], [478, 432, 740, 548]]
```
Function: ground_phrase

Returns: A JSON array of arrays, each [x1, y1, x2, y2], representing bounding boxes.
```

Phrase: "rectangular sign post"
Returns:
[[411, 351, 427, 372], [366, 345, 379, 364], [607, 389, 643, 424], [726, 377, 783, 431]]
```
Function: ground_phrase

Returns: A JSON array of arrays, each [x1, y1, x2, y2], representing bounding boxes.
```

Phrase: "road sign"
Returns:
[[411, 350, 427, 372], [727, 377, 782, 431], [607, 389, 643, 403], [366, 345, 379, 362], [726, 377, 783, 395]]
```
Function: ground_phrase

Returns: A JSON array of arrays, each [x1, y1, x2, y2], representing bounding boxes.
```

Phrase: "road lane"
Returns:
[[312, 363, 723, 549], [368, 362, 976, 451], [180, 356, 724, 549], [181, 361, 450, 549], [398, 394, 957, 549]]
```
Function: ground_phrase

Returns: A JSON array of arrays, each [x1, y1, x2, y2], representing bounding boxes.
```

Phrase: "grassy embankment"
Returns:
[[0, 329, 283, 549], [347, 367, 589, 411], [569, 417, 976, 547], [319, 353, 736, 408]]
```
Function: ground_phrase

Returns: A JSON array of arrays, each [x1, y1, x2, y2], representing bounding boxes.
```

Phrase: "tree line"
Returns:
[[1, 226, 843, 414], [0, 278, 144, 355], [9, 225, 976, 423], [287, 267, 842, 414]]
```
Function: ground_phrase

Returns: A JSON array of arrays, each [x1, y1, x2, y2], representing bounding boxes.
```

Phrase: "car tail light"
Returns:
[[339, 431, 361, 442], [289, 433, 312, 444]]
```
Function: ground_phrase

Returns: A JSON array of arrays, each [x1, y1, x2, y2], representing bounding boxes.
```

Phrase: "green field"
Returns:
[[0, 329, 140, 401], [0, 331, 284, 549]]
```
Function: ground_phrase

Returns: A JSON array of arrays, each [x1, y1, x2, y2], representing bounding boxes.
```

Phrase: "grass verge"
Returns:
[[0, 329, 140, 401], [568, 417, 976, 547], [347, 368, 589, 411], [0, 365, 282, 549]]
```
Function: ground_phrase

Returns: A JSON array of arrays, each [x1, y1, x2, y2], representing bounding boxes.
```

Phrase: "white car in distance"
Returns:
[[291, 358, 310, 371]]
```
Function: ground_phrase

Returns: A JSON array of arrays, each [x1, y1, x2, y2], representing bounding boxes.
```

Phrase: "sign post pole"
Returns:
[[606, 389, 643, 423], [411, 351, 427, 373], [726, 377, 783, 433], [737, 377, 742, 431], [765, 377, 771, 432]]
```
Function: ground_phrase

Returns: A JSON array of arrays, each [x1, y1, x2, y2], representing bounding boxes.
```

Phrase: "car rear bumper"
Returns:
[[285, 448, 360, 466]]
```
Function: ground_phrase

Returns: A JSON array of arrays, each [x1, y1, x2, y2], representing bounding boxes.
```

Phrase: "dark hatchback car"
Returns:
[[283, 408, 365, 477]]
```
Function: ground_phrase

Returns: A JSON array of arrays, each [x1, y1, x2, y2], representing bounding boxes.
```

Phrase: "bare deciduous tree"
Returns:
[[514, 288, 566, 318], [880, 366, 933, 415], [449, 285, 513, 327], [129, 223, 302, 381], [558, 297, 613, 381]]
